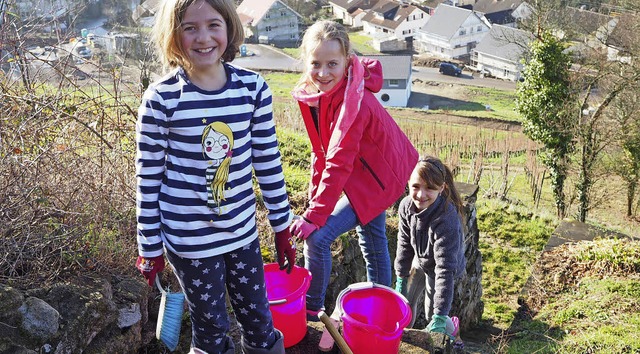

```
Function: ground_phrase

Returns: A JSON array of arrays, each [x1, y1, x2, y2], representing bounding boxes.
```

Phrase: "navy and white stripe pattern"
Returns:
[[136, 64, 292, 259]]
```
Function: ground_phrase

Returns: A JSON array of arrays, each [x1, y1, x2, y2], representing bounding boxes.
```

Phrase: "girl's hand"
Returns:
[[275, 229, 296, 273], [290, 217, 318, 240], [135, 255, 165, 286]]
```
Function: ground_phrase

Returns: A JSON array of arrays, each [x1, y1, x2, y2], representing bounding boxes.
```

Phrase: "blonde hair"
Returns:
[[297, 20, 353, 87], [202, 122, 234, 206], [152, 0, 244, 72]]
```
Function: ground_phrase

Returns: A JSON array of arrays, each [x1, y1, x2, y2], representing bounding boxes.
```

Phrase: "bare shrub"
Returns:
[[1, 53, 141, 289]]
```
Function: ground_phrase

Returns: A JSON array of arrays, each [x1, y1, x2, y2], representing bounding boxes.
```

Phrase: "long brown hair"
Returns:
[[415, 156, 463, 216]]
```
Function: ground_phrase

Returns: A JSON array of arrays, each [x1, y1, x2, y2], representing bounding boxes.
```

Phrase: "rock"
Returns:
[[18, 297, 60, 341], [117, 303, 141, 328], [0, 284, 24, 332]]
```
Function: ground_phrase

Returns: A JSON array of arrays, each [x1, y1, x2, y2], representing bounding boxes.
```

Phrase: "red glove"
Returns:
[[136, 255, 165, 286], [290, 217, 318, 240], [275, 228, 296, 273]]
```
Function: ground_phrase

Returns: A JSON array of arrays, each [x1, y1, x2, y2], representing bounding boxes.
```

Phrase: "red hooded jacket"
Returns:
[[294, 56, 419, 226]]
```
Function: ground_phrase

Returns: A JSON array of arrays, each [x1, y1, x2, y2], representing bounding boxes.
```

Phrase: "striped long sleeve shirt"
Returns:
[[136, 64, 292, 259]]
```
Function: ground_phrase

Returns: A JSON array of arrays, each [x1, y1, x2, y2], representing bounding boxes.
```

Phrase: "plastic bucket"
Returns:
[[338, 282, 412, 354], [263, 263, 312, 348]]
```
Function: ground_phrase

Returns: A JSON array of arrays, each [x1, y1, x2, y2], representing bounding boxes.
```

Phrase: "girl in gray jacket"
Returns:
[[394, 156, 466, 338]]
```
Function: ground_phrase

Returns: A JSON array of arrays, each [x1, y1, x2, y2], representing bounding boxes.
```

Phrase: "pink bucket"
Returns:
[[338, 282, 412, 354], [263, 263, 312, 348]]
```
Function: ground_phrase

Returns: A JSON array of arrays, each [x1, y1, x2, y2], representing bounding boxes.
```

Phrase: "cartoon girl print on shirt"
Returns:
[[202, 121, 234, 211]]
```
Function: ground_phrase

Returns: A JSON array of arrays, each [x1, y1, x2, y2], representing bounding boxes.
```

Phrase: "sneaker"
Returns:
[[450, 316, 459, 337], [306, 308, 324, 322]]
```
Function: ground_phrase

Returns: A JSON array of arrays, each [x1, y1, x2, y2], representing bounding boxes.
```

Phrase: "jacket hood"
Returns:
[[360, 57, 383, 93]]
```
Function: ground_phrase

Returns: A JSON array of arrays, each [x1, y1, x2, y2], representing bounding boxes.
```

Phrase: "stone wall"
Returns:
[[0, 276, 154, 353], [0, 183, 482, 352]]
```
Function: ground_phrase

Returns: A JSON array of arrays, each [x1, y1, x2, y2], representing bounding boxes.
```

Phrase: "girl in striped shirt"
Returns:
[[134, 0, 295, 352]]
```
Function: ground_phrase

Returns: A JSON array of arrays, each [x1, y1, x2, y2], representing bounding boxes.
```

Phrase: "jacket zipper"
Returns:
[[359, 157, 385, 190]]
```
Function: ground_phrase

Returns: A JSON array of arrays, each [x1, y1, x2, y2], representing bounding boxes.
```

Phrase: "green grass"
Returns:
[[420, 86, 521, 122], [276, 127, 311, 193], [348, 32, 378, 55], [475, 199, 556, 327], [513, 275, 640, 353], [262, 71, 301, 99]]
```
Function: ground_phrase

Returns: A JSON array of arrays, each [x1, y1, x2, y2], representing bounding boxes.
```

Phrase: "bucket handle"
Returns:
[[269, 299, 287, 305], [337, 282, 409, 336]]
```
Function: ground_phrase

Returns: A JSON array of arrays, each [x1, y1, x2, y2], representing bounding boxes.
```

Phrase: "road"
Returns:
[[233, 44, 517, 91], [233, 44, 302, 72], [412, 67, 516, 91]]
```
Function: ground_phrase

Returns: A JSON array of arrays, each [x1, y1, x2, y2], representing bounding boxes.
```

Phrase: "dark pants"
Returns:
[[166, 238, 276, 354]]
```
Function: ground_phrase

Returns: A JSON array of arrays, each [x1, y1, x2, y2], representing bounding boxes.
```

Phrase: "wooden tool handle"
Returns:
[[318, 311, 353, 354]]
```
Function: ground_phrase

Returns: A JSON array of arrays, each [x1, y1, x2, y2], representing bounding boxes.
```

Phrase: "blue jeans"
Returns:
[[303, 196, 391, 311]]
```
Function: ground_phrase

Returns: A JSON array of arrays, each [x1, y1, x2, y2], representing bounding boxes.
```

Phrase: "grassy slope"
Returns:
[[264, 70, 640, 353]]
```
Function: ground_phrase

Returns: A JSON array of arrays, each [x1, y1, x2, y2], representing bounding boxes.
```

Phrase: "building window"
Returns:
[[381, 93, 390, 102], [477, 25, 482, 32], [389, 79, 399, 87], [459, 29, 466, 36], [266, 26, 272, 32], [265, 13, 270, 19], [281, 11, 286, 16], [290, 22, 295, 28]]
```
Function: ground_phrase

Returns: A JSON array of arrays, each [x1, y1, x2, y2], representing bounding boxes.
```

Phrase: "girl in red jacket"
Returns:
[[290, 20, 419, 318]]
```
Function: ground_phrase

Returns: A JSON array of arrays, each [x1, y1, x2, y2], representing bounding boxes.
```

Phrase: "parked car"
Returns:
[[439, 62, 462, 77], [75, 45, 92, 59]]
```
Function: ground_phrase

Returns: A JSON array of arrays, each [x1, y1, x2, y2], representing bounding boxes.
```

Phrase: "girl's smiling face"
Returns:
[[179, 0, 227, 74], [408, 168, 443, 212], [203, 129, 229, 161], [307, 39, 347, 93]]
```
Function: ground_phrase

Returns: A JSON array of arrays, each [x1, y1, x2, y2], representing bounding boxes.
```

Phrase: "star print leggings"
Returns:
[[166, 238, 277, 354]]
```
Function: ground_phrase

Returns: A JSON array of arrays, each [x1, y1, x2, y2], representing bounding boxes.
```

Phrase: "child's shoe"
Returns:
[[306, 307, 324, 322]]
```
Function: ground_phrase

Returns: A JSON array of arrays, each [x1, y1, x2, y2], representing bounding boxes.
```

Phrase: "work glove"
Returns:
[[275, 228, 296, 273], [290, 217, 318, 240], [395, 277, 408, 296], [427, 314, 456, 339], [135, 255, 165, 286]]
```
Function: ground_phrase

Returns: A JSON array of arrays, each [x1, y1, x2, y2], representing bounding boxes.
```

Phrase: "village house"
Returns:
[[470, 24, 532, 81], [132, 0, 161, 27], [414, 4, 490, 60], [605, 13, 637, 64], [363, 54, 412, 107], [328, 0, 382, 27], [360, 0, 430, 51], [12, 0, 76, 33], [236, 0, 303, 47], [471, 0, 527, 26]]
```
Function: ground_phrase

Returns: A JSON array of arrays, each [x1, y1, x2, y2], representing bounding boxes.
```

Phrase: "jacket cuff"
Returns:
[[302, 209, 327, 228]]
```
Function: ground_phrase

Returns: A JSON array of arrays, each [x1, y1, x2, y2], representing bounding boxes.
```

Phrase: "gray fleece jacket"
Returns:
[[394, 194, 466, 316]]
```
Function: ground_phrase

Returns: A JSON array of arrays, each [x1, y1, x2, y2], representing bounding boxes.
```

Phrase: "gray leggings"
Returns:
[[403, 258, 436, 328]]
